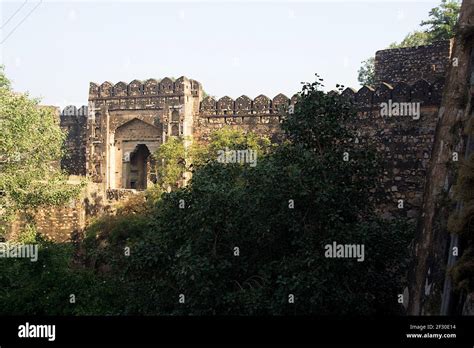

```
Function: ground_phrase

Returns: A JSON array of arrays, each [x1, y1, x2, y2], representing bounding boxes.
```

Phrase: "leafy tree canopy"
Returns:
[[0, 67, 82, 238]]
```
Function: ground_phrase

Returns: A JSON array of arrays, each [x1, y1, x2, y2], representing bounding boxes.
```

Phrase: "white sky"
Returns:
[[1, 0, 440, 108]]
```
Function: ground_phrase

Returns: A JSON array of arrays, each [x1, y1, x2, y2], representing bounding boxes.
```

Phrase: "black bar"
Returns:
[[0, 316, 473, 346]]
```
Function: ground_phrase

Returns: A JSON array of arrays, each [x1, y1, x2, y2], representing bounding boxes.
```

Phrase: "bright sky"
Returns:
[[1, 0, 440, 108]]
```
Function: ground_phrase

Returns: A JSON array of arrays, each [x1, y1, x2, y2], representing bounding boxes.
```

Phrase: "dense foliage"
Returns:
[[356, 57, 376, 87], [153, 136, 187, 191], [0, 236, 122, 315], [0, 68, 83, 238], [1, 75, 413, 315]]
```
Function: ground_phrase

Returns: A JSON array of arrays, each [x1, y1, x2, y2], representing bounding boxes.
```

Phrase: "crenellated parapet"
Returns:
[[81, 54, 447, 220], [85, 76, 203, 189], [339, 78, 444, 110], [38, 40, 453, 242], [88, 76, 202, 100], [195, 93, 297, 144], [198, 78, 443, 118], [199, 93, 297, 116], [194, 77, 445, 221], [88, 76, 202, 113]]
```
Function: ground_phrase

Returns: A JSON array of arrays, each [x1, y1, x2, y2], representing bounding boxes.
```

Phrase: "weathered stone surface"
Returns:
[[375, 40, 451, 85], [47, 41, 450, 241], [60, 106, 87, 176]]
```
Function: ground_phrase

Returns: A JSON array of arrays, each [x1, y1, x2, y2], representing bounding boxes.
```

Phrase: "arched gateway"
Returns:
[[110, 118, 162, 190], [126, 144, 151, 189]]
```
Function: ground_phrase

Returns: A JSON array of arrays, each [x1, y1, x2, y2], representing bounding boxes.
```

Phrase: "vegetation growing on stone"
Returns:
[[0, 75, 414, 315]]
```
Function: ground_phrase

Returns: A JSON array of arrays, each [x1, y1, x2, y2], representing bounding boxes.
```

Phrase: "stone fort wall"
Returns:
[[60, 105, 88, 176], [43, 40, 451, 241], [374, 40, 452, 85], [86, 77, 202, 191], [193, 78, 444, 219]]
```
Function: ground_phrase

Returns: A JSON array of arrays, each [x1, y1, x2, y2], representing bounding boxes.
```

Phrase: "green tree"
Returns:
[[149, 129, 270, 201], [78, 76, 412, 315], [0, 68, 82, 237], [1, 75, 412, 316], [0, 236, 124, 315], [0, 66, 10, 89], [357, 57, 376, 86], [421, 0, 460, 41], [153, 136, 187, 191], [388, 31, 431, 49], [191, 127, 271, 167]]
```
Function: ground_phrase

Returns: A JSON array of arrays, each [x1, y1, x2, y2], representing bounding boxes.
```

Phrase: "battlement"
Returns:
[[36, 39, 454, 242], [89, 76, 202, 100], [339, 79, 445, 110], [199, 78, 444, 118], [200, 93, 297, 116]]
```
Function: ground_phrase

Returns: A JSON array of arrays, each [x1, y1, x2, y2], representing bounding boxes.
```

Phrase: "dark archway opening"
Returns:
[[129, 144, 151, 190]]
